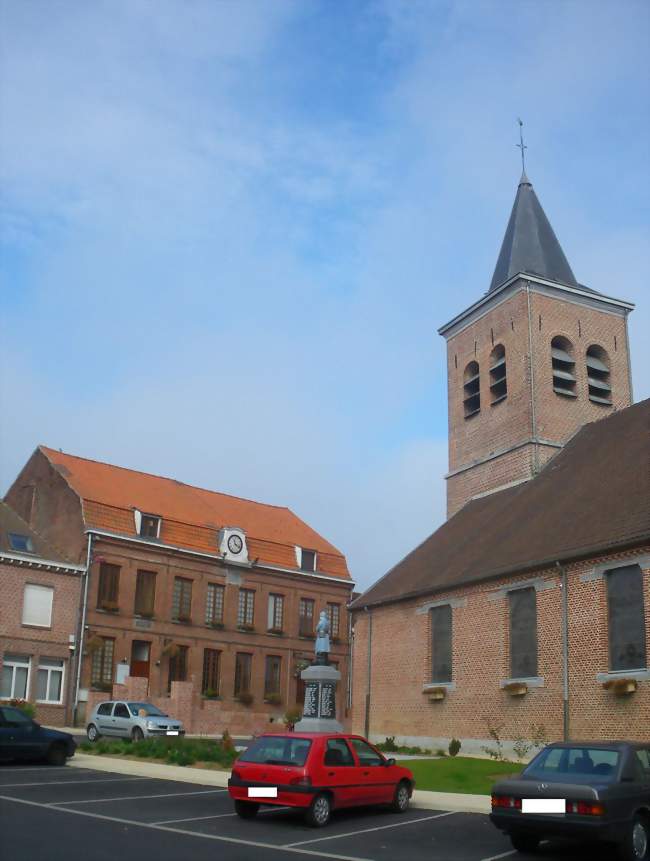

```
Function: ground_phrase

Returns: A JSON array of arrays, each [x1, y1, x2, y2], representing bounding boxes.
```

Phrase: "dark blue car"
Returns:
[[0, 706, 76, 766]]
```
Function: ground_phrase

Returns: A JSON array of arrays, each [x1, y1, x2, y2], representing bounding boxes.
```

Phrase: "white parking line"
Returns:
[[479, 851, 518, 861], [51, 789, 227, 805], [0, 777, 150, 788], [151, 806, 292, 825], [0, 766, 72, 773], [284, 810, 457, 847], [0, 794, 374, 861]]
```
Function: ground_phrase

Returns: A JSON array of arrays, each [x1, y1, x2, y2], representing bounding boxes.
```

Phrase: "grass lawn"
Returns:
[[397, 756, 523, 795]]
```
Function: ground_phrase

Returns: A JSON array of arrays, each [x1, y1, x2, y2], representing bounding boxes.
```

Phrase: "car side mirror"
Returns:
[[385, 758, 396, 767]]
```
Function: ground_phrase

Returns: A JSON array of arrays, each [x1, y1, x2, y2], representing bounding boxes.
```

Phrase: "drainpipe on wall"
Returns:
[[364, 606, 372, 739], [556, 560, 570, 742], [73, 532, 93, 725]]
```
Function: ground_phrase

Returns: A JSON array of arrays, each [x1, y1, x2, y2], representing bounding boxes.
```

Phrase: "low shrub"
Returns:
[[435, 748, 447, 757], [378, 736, 399, 753], [448, 738, 462, 757], [283, 708, 302, 730], [2, 699, 36, 719]]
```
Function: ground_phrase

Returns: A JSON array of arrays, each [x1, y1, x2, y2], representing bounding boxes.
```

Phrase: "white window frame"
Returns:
[[1, 654, 32, 700], [36, 658, 65, 705], [22, 583, 54, 628]]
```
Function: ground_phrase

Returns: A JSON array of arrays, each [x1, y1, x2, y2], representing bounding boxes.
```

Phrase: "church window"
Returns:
[[430, 604, 452, 683], [607, 565, 646, 672], [586, 345, 612, 405], [463, 361, 480, 418], [551, 336, 576, 398], [489, 345, 507, 405], [508, 587, 538, 678]]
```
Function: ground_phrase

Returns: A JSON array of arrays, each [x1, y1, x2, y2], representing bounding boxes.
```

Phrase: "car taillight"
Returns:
[[289, 776, 312, 787], [567, 800, 605, 816], [491, 795, 522, 809]]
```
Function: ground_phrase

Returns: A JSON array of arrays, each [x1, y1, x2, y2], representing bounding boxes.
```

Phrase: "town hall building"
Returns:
[[350, 170, 649, 754]]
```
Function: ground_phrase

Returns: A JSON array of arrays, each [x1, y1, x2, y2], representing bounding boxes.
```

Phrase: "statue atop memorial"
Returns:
[[314, 610, 330, 665]]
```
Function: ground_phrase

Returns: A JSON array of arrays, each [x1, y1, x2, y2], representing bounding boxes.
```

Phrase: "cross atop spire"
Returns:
[[516, 118, 528, 182]]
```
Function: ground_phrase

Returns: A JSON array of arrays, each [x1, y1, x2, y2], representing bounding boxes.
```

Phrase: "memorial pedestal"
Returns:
[[294, 664, 343, 733]]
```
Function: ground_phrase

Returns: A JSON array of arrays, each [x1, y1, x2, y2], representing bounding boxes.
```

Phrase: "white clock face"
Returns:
[[227, 534, 243, 555]]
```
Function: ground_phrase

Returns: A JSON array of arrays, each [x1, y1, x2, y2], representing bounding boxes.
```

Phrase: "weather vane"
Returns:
[[516, 118, 527, 174]]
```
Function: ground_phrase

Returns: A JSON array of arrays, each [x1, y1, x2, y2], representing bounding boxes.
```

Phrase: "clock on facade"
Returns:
[[227, 534, 243, 555]]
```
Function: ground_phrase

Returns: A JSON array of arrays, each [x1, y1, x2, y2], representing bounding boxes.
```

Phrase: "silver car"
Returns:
[[86, 701, 185, 741]]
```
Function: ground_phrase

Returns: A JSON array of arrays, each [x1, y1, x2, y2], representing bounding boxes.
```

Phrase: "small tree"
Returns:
[[448, 738, 461, 757], [481, 721, 505, 761]]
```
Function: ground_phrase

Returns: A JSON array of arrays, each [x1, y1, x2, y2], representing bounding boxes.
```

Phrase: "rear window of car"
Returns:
[[525, 747, 620, 781], [239, 736, 312, 767]]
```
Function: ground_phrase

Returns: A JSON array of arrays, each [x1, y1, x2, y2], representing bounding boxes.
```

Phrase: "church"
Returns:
[[349, 169, 650, 755]]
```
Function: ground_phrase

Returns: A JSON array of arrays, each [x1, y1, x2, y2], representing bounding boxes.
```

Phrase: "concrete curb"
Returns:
[[70, 754, 492, 812]]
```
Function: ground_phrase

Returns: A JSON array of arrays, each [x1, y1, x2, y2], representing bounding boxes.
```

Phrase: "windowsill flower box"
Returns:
[[503, 681, 528, 696], [603, 677, 638, 695], [207, 621, 224, 629], [427, 687, 447, 701], [237, 624, 255, 633]]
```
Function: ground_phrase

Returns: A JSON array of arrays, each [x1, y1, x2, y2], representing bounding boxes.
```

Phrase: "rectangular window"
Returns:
[[8, 533, 34, 553], [430, 604, 452, 683], [300, 549, 317, 572], [168, 645, 188, 692], [172, 577, 192, 622], [509, 587, 538, 678], [97, 562, 120, 611], [237, 589, 255, 627], [607, 565, 647, 671], [0, 654, 31, 699], [201, 649, 221, 696], [264, 655, 282, 697], [139, 514, 161, 538], [234, 653, 252, 697], [326, 602, 341, 638], [205, 583, 225, 625], [22, 584, 54, 627], [36, 658, 65, 704], [267, 594, 284, 631], [134, 570, 156, 617], [90, 638, 114, 688], [299, 598, 315, 636]]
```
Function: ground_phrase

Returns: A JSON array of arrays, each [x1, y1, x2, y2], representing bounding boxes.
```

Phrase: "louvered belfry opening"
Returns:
[[489, 345, 507, 405], [586, 344, 612, 405], [463, 361, 481, 418], [551, 336, 576, 397]]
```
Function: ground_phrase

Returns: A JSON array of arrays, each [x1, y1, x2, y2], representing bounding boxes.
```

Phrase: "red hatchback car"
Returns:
[[228, 732, 415, 827]]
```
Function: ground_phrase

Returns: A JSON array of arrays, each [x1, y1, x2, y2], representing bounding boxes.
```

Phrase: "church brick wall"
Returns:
[[351, 545, 650, 754]]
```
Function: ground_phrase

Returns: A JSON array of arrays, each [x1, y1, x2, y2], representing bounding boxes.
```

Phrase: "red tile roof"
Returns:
[[39, 447, 350, 580]]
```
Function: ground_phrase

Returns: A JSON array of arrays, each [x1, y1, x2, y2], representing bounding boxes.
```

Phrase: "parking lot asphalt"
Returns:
[[0, 763, 624, 861]]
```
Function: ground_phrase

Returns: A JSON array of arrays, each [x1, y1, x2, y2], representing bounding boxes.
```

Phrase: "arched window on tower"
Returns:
[[489, 345, 507, 405], [551, 336, 576, 398], [586, 345, 612, 405], [463, 361, 480, 418]]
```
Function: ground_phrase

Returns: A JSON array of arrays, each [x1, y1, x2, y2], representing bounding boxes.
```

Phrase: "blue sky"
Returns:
[[1, 0, 649, 589]]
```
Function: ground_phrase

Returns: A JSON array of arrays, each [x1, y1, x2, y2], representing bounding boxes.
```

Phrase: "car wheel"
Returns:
[[509, 831, 540, 853], [391, 780, 411, 813], [131, 727, 144, 742], [47, 744, 67, 767], [234, 800, 260, 819], [87, 724, 100, 743], [305, 793, 332, 828], [620, 815, 650, 861]]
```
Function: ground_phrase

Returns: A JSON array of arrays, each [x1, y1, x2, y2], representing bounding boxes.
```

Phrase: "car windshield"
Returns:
[[524, 746, 620, 782], [128, 703, 166, 717], [239, 736, 312, 767]]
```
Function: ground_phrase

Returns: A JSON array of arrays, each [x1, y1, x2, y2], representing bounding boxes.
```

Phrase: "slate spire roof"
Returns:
[[489, 172, 580, 292]]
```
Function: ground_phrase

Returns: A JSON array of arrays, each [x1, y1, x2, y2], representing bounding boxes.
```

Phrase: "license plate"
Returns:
[[522, 798, 565, 814], [248, 787, 278, 798], [166, 730, 179, 736]]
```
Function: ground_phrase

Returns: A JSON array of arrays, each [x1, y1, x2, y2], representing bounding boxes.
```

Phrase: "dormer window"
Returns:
[[463, 361, 480, 418], [298, 548, 317, 572], [8, 533, 34, 553], [586, 345, 612, 405], [551, 336, 576, 397], [489, 345, 507, 405], [139, 514, 161, 538]]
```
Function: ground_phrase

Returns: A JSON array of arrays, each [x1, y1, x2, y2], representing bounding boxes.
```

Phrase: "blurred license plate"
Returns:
[[166, 730, 179, 736], [248, 787, 278, 798], [522, 799, 565, 814]]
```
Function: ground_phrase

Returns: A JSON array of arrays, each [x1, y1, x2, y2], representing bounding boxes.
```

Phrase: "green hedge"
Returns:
[[79, 736, 237, 768]]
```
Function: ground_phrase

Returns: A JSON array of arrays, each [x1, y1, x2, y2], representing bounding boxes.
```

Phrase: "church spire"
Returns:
[[488, 174, 579, 293]]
